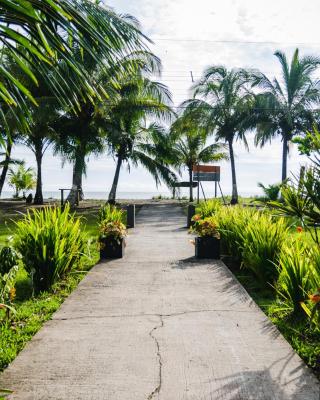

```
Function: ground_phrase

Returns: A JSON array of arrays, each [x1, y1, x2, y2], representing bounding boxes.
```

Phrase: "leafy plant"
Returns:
[[0, 247, 18, 276], [13, 205, 86, 293], [0, 266, 18, 320], [241, 214, 289, 285], [99, 221, 127, 243], [197, 199, 222, 218], [98, 204, 126, 225], [214, 206, 257, 265], [190, 215, 220, 238], [276, 240, 313, 315], [257, 182, 281, 201]]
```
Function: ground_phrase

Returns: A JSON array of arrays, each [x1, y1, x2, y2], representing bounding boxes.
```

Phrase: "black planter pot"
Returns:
[[100, 237, 125, 259], [195, 236, 220, 259]]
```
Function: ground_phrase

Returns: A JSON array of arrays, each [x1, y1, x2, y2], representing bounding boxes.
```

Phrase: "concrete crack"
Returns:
[[147, 316, 164, 400]]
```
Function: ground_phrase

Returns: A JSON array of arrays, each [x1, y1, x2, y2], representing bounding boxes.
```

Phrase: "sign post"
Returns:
[[192, 165, 221, 203]]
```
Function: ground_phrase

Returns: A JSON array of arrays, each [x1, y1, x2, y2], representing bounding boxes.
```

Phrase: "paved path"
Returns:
[[1, 204, 319, 399]]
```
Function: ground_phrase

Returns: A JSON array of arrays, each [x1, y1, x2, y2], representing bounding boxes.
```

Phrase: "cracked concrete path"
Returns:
[[1, 204, 319, 399]]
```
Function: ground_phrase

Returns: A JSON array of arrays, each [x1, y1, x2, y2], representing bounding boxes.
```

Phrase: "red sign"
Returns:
[[192, 165, 220, 173]]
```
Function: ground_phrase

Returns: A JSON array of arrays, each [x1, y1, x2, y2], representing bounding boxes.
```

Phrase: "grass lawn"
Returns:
[[0, 201, 101, 373]]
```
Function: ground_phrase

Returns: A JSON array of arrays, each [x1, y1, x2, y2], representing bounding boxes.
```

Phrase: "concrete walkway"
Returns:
[[1, 204, 319, 399]]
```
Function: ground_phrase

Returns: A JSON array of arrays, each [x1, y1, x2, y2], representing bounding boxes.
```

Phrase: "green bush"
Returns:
[[0, 246, 18, 276], [13, 205, 86, 293], [241, 214, 289, 286]]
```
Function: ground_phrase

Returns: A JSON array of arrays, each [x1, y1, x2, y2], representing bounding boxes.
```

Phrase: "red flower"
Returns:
[[296, 226, 303, 233]]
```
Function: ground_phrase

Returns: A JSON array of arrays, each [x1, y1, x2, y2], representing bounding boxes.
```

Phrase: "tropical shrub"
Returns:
[[276, 240, 313, 315], [241, 214, 289, 285], [0, 246, 18, 276], [99, 220, 127, 243], [257, 182, 281, 202], [214, 206, 257, 265], [197, 199, 222, 218], [98, 204, 126, 224], [190, 215, 220, 238], [13, 205, 86, 293], [98, 204, 127, 244]]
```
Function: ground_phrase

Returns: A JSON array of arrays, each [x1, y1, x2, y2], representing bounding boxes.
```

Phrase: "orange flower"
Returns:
[[193, 214, 201, 221], [309, 293, 320, 304], [296, 226, 303, 233]]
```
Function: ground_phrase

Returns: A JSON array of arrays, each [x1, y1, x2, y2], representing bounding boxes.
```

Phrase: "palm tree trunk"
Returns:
[[229, 139, 238, 204], [188, 166, 193, 202], [0, 139, 12, 197], [282, 136, 288, 182], [34, 142, 43, 205], [108, 155, 123, 204], [66, 153, 84, 207]]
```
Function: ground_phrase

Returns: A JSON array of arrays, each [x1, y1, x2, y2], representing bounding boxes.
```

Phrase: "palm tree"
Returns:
[[170, 111, 228, 201], [105, 74, 174, 203], [0, 133, 23, 197], [0, 1, 148, 128], [107, 122, 177, 203], [252, 49, 320, 181], [8, 164, 36, 198], [183, 67, 254, 204], [53, 107, 106, 205], [3, 52, 60, 205]]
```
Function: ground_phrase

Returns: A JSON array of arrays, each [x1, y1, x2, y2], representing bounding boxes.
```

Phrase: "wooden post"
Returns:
[[187, 204, 196, 228], [126, 204, 135, 228]]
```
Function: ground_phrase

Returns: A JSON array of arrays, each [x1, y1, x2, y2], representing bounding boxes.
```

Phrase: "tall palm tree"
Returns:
[[107, 122, 177, 203], [170, 111, 228, 202], [183, 67, 254, 204], [53, 105, 106, 205], [0, 1, 148, 128], [53, 48, 164, 206], [3, 52, 60, 204], [252, 49, 320, 181]]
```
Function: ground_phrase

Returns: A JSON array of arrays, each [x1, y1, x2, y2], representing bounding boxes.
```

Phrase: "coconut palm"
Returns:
[[107, 122, 177, 203], [252, 49, 320, 181], [8, 164, 36, 198], [53, 107, 106, 205], [52, 48, 164, 206], [170, 111, 228, 202], [183, 67, 254, 204], [0, 131, 23, 197], [0, 1, 148, 128]]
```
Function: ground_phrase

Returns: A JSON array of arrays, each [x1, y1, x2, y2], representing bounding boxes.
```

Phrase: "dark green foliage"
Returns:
[[0, 247, 18, 276]]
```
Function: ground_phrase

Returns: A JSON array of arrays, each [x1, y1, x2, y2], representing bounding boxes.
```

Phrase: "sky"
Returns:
[[6, 0, 320, 197]]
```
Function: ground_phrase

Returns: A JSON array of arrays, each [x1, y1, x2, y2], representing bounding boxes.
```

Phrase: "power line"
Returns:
[[151, 37, 320, 47]]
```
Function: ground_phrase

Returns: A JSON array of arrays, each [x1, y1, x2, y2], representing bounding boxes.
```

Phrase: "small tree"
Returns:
[[8, 165, 36, 198]]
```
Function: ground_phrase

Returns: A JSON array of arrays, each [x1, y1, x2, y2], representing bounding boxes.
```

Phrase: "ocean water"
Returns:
[[1, 191, 173, 200]]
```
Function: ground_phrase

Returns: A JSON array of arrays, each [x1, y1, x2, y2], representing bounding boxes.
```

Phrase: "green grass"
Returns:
[[0, 206, 100, 373]]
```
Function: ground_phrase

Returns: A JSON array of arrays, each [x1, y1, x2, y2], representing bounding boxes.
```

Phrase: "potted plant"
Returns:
[[190, 214, 220, 259], [98, 205, 127, 259]]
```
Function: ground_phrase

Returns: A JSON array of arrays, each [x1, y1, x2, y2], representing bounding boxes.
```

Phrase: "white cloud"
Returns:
[[5, 0, 320, 197]]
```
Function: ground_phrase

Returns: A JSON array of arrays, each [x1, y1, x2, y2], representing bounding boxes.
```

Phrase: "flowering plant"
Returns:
[[190, 215, 220, 238], [99, 220, 127, 243]]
